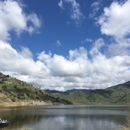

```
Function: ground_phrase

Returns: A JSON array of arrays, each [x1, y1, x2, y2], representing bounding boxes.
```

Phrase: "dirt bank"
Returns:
[[0, 101, 53, 107]]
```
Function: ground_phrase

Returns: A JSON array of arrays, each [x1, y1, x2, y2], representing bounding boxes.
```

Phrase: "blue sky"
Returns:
[[0, 0, 130, 91], [11, 0, 107, 57]]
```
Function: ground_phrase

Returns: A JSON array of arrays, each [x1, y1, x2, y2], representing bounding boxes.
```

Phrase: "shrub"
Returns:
[[36, 96, 40, 100], [14, 85, 17, 88], [0, 89, 3, 92], [11, 97, 16, 102]]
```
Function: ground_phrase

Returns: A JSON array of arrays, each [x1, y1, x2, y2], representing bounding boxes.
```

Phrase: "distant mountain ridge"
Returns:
[[47, 81, 130, 104], [0, 72, 72, 106], [45, 89, 92, 94]]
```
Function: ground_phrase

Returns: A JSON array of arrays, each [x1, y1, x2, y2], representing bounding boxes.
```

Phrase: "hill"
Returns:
[[48, 81, 130, 104], [0, 72, 72, 107], [46, 89, 92, 94]]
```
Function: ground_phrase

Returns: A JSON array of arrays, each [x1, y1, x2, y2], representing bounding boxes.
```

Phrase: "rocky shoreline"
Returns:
[[0, 101, 62, 107]]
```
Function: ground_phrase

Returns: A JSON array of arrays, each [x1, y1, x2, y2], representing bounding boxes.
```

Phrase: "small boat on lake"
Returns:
[[0, 118, 9, 126]]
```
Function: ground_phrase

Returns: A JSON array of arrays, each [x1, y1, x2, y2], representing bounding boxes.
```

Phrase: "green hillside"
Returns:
[[1, 71, 129, 105], [48, 81, 130, 104], [0, 72, 72, 106]]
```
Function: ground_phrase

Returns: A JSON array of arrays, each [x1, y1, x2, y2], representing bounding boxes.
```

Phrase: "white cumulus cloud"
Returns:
[[98, 0, 130, 39], [0, 0, 41, 41], [1, 39, 130, 91], [0, 40, 49, 77]]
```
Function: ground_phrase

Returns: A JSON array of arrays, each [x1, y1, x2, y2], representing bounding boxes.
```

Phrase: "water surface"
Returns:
[[0, 105, 130, 130]]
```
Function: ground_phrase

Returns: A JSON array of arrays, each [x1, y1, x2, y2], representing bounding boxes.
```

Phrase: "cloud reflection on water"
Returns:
[[28, 116, 122, 130]]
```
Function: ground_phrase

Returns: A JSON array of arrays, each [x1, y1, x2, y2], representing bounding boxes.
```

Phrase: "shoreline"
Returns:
[[1, 101, 130, 107], [0, 101, 55, 107]]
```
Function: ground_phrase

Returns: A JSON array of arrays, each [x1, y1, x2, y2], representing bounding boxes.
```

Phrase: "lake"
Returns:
[[0, 105, 130, 130]]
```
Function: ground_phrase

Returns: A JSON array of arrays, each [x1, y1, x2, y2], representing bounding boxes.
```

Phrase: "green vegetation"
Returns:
[[48, 81, 130, 104], [0, 72, 72, 105], [0, 71, 130, 105]]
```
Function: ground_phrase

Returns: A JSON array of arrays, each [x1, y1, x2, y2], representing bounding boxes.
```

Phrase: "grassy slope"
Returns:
[[51, 81, 130, 104], [0, 72, 72, 105]]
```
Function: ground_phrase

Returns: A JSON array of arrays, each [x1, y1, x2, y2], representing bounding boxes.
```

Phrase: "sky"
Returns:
[[0, 0, 130, 91]]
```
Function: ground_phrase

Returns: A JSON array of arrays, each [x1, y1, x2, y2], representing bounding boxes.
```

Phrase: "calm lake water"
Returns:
[[0, 105, 130, 130]]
